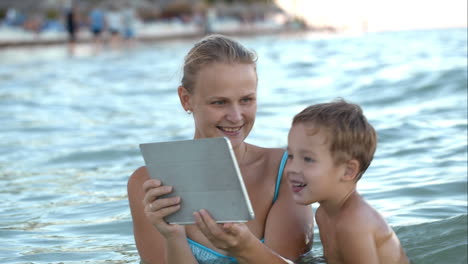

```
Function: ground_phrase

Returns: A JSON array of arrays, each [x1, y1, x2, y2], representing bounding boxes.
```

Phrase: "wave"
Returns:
[[396, 214, 468, 264]]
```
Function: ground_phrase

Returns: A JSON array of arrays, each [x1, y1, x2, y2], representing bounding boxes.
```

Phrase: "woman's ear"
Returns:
[[178, 86, 191, 112], [343, 159, 360, 182]]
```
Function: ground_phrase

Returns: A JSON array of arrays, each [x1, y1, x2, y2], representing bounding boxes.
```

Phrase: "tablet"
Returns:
[[139, 137, 255, 225]]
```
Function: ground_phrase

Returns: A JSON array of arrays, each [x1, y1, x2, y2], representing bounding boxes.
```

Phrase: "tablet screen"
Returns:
[[140, 137, 255, 224]]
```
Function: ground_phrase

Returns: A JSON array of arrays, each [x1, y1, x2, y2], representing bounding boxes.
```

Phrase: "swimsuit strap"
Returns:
[[273, 151, 288, 203]]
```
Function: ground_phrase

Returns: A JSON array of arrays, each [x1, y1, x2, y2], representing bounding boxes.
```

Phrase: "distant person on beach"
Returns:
[[127, 34, 314, 264], [121, 2, 138, 49], [204, 7, 216, 34], [89, 6, 106, 54], [195, 99, 410, 264], [5, 8, 19, 26], [65, 4, 80, 56], [106, 4, 123, 50], [23, 14, 43, 37]]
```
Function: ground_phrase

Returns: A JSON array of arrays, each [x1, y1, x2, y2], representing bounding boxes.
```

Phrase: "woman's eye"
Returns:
[[211, 100, 225, 105], [241, 98, 252, 103]]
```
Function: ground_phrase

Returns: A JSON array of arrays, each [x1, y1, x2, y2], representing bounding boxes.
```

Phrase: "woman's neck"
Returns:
[[234, 143, 248, 165]]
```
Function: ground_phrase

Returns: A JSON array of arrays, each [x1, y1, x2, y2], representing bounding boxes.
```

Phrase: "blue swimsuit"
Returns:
[[187, 151, 288, 264]]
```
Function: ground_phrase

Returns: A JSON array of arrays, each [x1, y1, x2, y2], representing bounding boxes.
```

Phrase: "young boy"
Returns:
[[285, 99, 409, 264], [192, 99, 409, 264]]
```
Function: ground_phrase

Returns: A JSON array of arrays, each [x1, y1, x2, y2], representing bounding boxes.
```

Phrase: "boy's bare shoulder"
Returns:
[[329, 193, 409, 263], [336, 194, 385, 234]]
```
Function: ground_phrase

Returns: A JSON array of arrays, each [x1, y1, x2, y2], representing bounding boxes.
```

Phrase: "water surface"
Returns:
[[0, 28, 467, 263]]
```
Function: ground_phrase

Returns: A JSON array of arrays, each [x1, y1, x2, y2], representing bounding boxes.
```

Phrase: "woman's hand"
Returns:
[[143, 179, 185, 239], [194, 209, 292, 264], [193, 209, 254, 255]]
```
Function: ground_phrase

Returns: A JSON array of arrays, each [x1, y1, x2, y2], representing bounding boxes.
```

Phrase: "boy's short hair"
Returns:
[[292, 99, 377, 181]]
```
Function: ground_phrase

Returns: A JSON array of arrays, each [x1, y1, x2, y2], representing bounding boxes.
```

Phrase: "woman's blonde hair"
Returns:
[[181, 34, 258, 93]]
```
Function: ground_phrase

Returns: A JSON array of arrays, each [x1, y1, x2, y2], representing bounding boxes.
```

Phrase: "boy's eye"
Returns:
[[304, 157, 314, 162], [287, 154, 293, 160]]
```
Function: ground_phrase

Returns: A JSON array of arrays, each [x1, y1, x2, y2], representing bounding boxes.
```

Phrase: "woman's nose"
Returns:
[[226, 105, 242, 123]]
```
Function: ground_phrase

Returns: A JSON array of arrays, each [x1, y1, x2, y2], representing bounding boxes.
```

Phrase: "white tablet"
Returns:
[[139, 137, 255, 225]]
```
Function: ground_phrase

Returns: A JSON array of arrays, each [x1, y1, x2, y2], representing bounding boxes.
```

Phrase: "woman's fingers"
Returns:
[[142, 178, 162, 193], [193, 211, 206, 229], [194, 209, 250, 253], [193, 210, 212, 237], [140, 179, 187, 238], [142, 180, 182, 219], [199, 209, 221, 233], [195, 210, 227, 240], [221, 223, 239, 235], [148, 196, 181, 212], [143, 185, 173, 204], [147, 203, 181, 219]]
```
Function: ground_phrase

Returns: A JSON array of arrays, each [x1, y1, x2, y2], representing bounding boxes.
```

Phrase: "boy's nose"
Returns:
[[285, 158, 301, 175]]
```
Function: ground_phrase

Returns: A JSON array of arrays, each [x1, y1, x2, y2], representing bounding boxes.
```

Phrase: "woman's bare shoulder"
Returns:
[[130, 166, 149, 179], [127, 166, 149, 193], [247, 144, 284, 163]]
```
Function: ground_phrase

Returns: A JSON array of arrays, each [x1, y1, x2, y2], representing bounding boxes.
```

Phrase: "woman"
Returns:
[[127, 34, 314, 264]]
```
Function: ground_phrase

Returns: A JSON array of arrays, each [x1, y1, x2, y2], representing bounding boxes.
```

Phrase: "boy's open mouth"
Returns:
[[290, 180, 307, 193]]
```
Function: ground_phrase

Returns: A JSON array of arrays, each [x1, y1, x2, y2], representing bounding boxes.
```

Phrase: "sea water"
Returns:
[[0, 28, 466, 264]]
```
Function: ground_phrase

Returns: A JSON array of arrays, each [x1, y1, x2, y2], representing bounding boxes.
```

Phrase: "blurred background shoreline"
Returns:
[[0, 0, 321, 48], [1, 0, 466, 48]]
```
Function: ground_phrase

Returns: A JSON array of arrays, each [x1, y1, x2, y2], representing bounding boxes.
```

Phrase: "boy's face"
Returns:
[[285, 123, 346, 205]]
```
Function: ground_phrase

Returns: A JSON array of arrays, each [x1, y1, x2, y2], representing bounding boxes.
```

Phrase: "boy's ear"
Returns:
[[342, 159, 360, 182], [178, 86, 192, 112]]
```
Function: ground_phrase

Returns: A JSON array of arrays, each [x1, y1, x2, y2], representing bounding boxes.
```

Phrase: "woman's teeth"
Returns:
[[219, 126, 241, 132]]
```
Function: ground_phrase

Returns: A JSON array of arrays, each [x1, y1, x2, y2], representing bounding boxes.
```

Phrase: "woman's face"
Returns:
[[181, 63, 257, 149]]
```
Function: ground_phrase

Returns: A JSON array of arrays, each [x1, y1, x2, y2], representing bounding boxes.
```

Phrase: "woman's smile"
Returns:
[[217, 125, 243, 136]]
